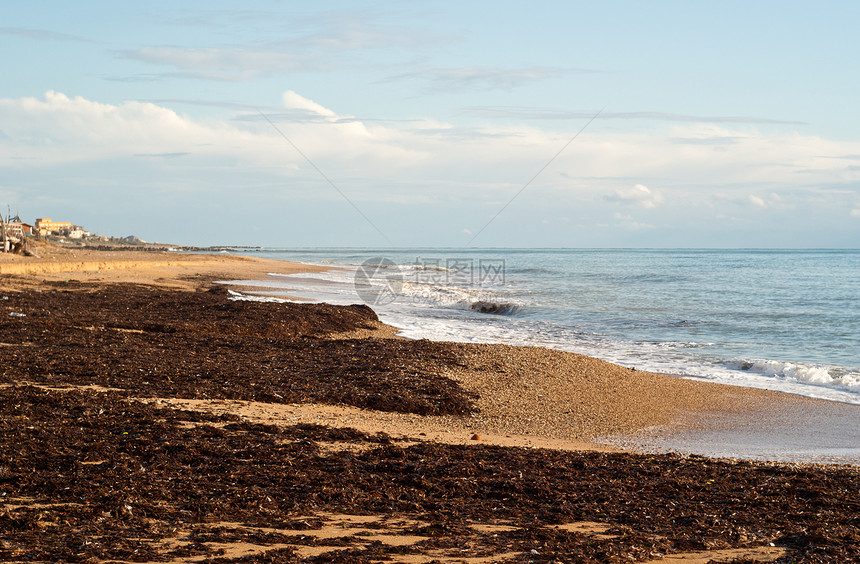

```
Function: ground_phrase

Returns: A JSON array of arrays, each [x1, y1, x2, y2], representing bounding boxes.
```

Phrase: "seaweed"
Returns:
[[0, 386, 857, 562]]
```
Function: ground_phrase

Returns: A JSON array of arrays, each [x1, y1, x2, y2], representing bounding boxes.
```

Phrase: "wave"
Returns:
[[469, 300, 522, 315], [655, 341, 714, 349], [511, 267, 562, 275], [406, 264, 449, 272], [399, 282, 524, 316], [226, 290, 289, 303], [731, 359, 860, 394]]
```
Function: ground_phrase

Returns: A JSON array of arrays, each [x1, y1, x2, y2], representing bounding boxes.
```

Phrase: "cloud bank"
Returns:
[[2, 90, 859, 245]]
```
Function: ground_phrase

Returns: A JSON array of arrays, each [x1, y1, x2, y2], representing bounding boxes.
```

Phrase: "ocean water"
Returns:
[[221, 248, 860, 406]]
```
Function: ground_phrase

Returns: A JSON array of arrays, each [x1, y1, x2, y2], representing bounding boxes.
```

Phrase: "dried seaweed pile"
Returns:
[[0, 283, 475, 416], [0, 386, 858, 562], [1, 281, 859, 562]]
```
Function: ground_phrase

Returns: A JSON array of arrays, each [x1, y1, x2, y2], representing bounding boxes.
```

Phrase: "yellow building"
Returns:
[[34, 218, 73, 236]]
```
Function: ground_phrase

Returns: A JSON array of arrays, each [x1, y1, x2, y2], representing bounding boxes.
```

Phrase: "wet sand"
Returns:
[[614, 398, 860, 464]]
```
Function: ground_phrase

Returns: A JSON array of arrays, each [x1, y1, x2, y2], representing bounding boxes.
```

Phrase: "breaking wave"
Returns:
[[731, 359, 860, 394], [399, 281, 524, 316], [469, 300, 522, 315]]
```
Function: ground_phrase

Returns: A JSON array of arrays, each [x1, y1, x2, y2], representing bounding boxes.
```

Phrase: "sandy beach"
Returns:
[[1, 242, 858, 562]]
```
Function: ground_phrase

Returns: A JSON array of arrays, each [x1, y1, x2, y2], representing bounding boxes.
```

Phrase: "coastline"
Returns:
[[2, 244, 859, 562], [3, 243, 857, 460], [242, 248, 860, 407], [0, 244, 327, 290]]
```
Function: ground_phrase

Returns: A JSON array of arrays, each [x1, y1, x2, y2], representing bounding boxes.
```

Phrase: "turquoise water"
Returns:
[[222, 248, 860, 405]]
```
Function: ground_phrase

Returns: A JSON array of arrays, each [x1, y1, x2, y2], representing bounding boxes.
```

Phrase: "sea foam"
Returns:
[[221, 248, 860, 406], [399, 280, 523, 315], [732, 359, 860, 394]]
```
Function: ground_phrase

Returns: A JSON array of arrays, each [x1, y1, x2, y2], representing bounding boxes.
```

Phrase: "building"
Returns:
[[34, 218, 73, 237], [5, 222, 33, 237]]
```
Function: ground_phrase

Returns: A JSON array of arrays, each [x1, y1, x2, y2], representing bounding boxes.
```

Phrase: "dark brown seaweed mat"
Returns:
[[0, 283, 475, 416], [1, 386, 858, 563]]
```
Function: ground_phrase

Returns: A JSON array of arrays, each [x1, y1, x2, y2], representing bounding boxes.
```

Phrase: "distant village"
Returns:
[[4, 217, 78, 239], [1, 210, 147, 255], [1, 209, 247, 255]]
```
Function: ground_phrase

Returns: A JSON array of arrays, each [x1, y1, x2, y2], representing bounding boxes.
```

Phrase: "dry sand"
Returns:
[[0, 240, 325, 290]]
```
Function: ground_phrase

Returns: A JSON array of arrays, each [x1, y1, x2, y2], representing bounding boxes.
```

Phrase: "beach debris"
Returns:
[[1, 282, 857, 562], [1, 385, 856, 562], [0, 284, 477, 416]]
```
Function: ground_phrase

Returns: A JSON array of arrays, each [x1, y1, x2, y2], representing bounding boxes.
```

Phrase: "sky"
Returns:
[[2, 1, 859, 248]]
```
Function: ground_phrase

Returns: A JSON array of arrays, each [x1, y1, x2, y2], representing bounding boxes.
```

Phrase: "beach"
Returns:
[[1, 243, 858, 562]]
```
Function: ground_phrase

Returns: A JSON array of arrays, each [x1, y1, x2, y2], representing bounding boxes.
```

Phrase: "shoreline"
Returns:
[[221, 257, 860, 466], [2, 242, 858, 464], [2, 244, 859, 562], [0, 243, 326, 290], [237, 248, 860, 409]]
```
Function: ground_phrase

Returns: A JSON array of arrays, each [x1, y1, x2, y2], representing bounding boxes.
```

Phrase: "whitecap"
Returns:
[[731, 359, 860, 394]]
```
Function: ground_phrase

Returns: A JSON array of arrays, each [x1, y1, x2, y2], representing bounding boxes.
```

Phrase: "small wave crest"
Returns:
[[406, 264, 449, 272], [400, 282, 523, 316], [732, 359, 860, 394], [656, 341, 714, 349], [469, 300, 522, 315], [226, 289, 290, 303]]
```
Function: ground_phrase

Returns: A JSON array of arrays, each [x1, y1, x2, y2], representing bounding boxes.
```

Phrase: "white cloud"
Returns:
[[749, 195, 767, 208], [119, 11, 446, 82], [723, 193, 793, 211], [385, 66, 597, 92], [3, 91, 860, 222], [0, 91, 258, 163], [0, 26, 93, 43], [122, 47, 310, 81], [0, 90, 421, 172], [606, 184, 663, 208], [282, 91, 336, 118], [851, 209, 860, 218], [466, 107, 802, 126]]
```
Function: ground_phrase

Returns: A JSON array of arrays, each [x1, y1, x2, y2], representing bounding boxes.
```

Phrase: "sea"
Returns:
[[221, 248, 860, 407]]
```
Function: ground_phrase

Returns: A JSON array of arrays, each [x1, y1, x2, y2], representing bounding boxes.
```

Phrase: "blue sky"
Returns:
[[2, 1, 859, 247]]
